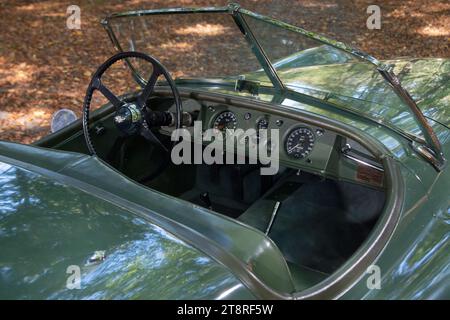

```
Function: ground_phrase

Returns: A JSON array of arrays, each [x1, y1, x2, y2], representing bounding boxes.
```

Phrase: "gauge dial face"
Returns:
[[213, 111, 237, 132], [285, 127, 315, 159]]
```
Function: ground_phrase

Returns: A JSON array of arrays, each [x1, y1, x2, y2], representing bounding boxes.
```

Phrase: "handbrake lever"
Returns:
[[265, 201, 281, 235]]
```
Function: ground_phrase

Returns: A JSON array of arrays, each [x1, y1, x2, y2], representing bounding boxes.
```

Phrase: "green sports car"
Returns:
[[0, 4, 449, 299]]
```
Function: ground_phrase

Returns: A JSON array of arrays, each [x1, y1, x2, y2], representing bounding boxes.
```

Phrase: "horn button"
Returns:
[[113, 103, 142, 135]]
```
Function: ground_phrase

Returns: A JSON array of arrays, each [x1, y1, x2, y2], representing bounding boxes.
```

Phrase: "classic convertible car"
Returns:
[[0, 4, 449, 299]]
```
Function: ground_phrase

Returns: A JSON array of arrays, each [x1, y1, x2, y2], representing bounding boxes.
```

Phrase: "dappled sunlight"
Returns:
[[159, 41, 194, 51], [0, 108, 52, 131], [0, 59, 37, 87], [389, 7, 412, 18], [297, 1, 338, 9], [15, 1, 63, 13], [421, 2, 450, 13], [43, 12, 67, 18], [418, 25, 450, 37], [0, 56, 51, 143], [175, 23, 229, 36], [388, 1, 450, 38], [387, 1, 450, 37]]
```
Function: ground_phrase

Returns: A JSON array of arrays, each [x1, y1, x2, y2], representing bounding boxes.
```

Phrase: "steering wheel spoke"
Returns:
[[92, 77, 123, 110], [140, 124, 168, 153], [136, 68, 162, 110]]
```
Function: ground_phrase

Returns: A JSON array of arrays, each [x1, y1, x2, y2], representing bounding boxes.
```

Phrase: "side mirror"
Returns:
[[50, 109, 77, 133]]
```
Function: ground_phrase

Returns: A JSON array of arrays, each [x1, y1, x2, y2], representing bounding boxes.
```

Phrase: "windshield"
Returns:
[[241, 12, 428, 139], [103, 5, 443, 166], [105, 9, 271, 85]]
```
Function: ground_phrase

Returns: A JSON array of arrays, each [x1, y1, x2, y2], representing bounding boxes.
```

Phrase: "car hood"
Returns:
[[0, 158, 247, 299]]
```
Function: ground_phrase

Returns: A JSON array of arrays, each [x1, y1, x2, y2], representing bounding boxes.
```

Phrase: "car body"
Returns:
[[0, 4, 449, 299]]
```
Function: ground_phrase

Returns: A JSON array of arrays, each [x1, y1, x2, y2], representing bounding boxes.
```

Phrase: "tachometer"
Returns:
[[285, 127, 315, 159], [213, 111, 237, 132]]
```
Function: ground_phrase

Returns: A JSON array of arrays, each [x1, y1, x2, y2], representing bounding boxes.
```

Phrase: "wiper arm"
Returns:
[[377, 66, 446, 170]]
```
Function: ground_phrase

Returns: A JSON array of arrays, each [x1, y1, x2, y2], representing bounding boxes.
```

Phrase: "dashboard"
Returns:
[[159, 98, 385, 188], [202, 103, 336, 174]]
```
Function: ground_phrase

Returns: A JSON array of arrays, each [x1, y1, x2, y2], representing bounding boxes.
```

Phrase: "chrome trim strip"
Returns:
[[379, 68, 446, 170], [341, 144, 384, 172], [231, 6, 286, 91]]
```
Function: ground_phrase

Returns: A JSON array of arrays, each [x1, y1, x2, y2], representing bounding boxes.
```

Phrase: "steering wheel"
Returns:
[[82, 51, 182, 157]]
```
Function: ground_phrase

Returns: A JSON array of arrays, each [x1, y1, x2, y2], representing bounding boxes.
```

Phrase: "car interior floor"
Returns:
[[142, 158, 385, 289]]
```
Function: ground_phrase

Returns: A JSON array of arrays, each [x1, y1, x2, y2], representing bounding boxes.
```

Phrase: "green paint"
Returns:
[[0, 4, 449, 300]]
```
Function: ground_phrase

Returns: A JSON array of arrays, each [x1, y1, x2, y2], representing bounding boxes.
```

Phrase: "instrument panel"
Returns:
[[203, 103, 336, 174], [159, 98, 384, 188]]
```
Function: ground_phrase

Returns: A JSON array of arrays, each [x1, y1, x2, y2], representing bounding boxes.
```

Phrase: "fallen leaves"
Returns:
[[0, 0, 448, 143]]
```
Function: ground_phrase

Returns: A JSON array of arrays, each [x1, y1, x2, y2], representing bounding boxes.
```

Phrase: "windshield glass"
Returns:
[[241, 13, 425, 139], [104, 7, 435, 143], [106, 11, 271, 85]]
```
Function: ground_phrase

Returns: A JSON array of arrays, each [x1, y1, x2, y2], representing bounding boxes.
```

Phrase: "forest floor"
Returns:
[[0, 0, 449, 143]]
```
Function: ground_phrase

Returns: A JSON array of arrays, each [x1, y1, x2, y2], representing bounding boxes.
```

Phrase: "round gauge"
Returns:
[[285, 127, 315, 159], [213, 111, 237, 132]]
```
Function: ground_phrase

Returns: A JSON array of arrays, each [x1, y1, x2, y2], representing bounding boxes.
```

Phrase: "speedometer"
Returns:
[[285, 127, 315, 159], [213, 111, 237, 132]]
